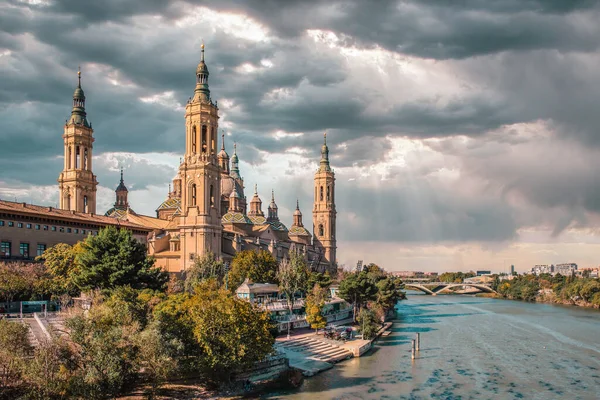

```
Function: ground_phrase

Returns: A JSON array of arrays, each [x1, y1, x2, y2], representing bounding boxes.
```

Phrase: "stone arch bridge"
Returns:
[[404, 282, 497, 296]]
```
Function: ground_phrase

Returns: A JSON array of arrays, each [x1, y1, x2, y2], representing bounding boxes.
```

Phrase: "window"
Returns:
[[76, 145, 80, 169], [83, 196, 88, 213], [26, 224, 31, 229], [191, 184, 197, 206], [35, 224, 40, 230], [210, 184, 214, 207], [0, 241, 10, 257], [19, 242, 29, 258], [17, 223, 23, 228], [0, 221, 4, 226], [67, 228, 72, 233], [326, 186, 330, 202], [318, 224, 324, 236], [8, 221, 14, 227], [201, 125, 207, 153], [192, 126, 197, 152], [82, 229, 86, 235], [74, 229, 79, 234], [43, 225, 48, 231], [59, 227, 64, 233], [68, 146, 72, 169], [84, 148, 88, 170], [320, 186, 323, 201], [37, 244, 46, 257], [52, 226, 57, 231]]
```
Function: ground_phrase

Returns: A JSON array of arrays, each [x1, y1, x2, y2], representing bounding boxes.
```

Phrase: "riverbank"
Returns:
[[476, 291, 600, 309], [267, 294, 600, 399]]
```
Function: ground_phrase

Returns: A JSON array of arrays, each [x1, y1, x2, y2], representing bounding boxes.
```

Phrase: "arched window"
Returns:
[[318, 224, 324, 236], [211, 127, 216, 153], [84, 148, 88, 170], [191, 184, 197, 206], [210, 184, 214, 207], [320, 186, 323, 201], [68, 147, 72, 169], [201, 125, 207, 153], [83, 196, 88, 213], [66, 194, 71, 211], [75, 146, 80, 169], [326, 186, 330, 202], [192, 126, 197, 153]]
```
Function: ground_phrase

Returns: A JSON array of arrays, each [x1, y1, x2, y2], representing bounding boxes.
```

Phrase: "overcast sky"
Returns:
[[2, 0, 600, 272]]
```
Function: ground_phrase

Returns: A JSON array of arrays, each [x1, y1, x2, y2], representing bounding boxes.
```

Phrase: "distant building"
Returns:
[[476, 270, 492, 276], [554, 263, 577, 276], [392, 271, 425, 277], [510, 265, 515, 275]]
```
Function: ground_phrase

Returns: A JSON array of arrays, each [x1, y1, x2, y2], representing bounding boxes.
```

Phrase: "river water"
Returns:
[[267, 293, 600, 399]]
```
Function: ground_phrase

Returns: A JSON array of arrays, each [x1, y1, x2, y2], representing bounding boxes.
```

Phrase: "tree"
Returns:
[[73, 226, 168, 293], [357, 308, 379, 340], [227, 250, 278, 291], [0, 263, 29, 304], [23, 338, 77, 399], [185, 251, 226, 292], [375, 277, 403, 315], [37, 242, 83, 296], [66, 301, 140, 398], [133, 322, 180, 399], [186, 281, 275, 384], [277, 253, 308, 338], [305, 285, 327, 333], [338, 271, 378, 322], [0, 319, 31, 391], [306, 271, 333, 293]]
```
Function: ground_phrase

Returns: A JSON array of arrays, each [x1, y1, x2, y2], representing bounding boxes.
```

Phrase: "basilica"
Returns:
[[51, 44, 337, 274]]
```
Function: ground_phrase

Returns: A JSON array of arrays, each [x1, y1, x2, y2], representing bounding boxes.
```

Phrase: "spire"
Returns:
[[221, 131, 225, 151], [267, 189, 279, 222], [248, 183, 264, 217], [319, 130, 331, 172], [116, 167, 128, 192], [194, 40, 211, 102], [231, 141, 241, 179], [293, 199, 303, 226], [69, 66, 90, 127], [218, 130, 229, 173]]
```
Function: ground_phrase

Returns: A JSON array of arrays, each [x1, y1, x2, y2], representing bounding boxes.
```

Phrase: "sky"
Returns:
[[2, 0, 600, 273]]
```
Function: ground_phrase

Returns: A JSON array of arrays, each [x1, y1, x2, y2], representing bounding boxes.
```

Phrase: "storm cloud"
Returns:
[[2, 0, 600, 270]]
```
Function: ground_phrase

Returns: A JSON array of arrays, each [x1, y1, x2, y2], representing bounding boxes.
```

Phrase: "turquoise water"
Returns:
[[267, 294, 600, 399]]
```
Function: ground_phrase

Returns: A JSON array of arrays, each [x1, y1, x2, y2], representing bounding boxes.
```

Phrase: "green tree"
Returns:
[[305, 285, 327, 333], [185, 251, 226, 292], [277, 252, 308, 338], [187, 281, 275, 384], [73, 226, 168, 293], [306, 271, 333, 293], [66, 301, 140, 398], [375, 277, 403, 314], [227, 250, 279, 291], [338, 271, 378, 322], [36, 242, 83, 296], [357, 308, 379, 340], [0, 319, 31, 391]]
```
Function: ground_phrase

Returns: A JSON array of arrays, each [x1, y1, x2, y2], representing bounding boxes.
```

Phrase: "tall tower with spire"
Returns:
[[58, 67, 98, 214], [312, 132, 337, 269], [115, 167, 129, 209], [179, 43, 222, 268]]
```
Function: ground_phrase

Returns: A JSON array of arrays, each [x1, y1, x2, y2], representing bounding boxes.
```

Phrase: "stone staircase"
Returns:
[[277, 336, 352, 364]]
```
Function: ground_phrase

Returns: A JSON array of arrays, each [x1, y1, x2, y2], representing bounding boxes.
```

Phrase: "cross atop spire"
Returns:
[[254, 183, 258, 195], [221, 131, 225, 151], [201, 40, 205, 62], [77, 65, 81, 88]]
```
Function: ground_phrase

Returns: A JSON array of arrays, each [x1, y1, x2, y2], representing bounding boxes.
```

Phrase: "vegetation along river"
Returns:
[[267, 293, 600, 399]]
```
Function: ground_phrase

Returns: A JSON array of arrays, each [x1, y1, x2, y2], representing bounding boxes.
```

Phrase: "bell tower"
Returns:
[[179, 43, 222, 269], [313, 132, 337, 269], [58, 68, 97, 214]]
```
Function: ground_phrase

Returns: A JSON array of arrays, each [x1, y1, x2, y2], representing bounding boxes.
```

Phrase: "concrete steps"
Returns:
[[277, 335, 352, 364]]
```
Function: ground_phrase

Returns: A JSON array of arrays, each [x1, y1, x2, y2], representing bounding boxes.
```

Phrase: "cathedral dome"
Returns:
[[221, 175, 235, 198]]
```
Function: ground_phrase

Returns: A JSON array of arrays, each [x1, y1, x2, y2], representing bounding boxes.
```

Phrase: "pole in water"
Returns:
[[411, 339, 416, 360], [416, 332, 420, 351]]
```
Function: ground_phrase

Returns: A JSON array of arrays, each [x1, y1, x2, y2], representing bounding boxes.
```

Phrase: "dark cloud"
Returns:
[[2, 0, 600, 246]]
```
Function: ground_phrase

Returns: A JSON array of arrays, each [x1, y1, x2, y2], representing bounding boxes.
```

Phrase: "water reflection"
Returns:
[[266, 294, 600, 399]]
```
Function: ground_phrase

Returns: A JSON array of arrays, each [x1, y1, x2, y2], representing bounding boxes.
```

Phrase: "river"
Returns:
[[266, 293, 600, 399]]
